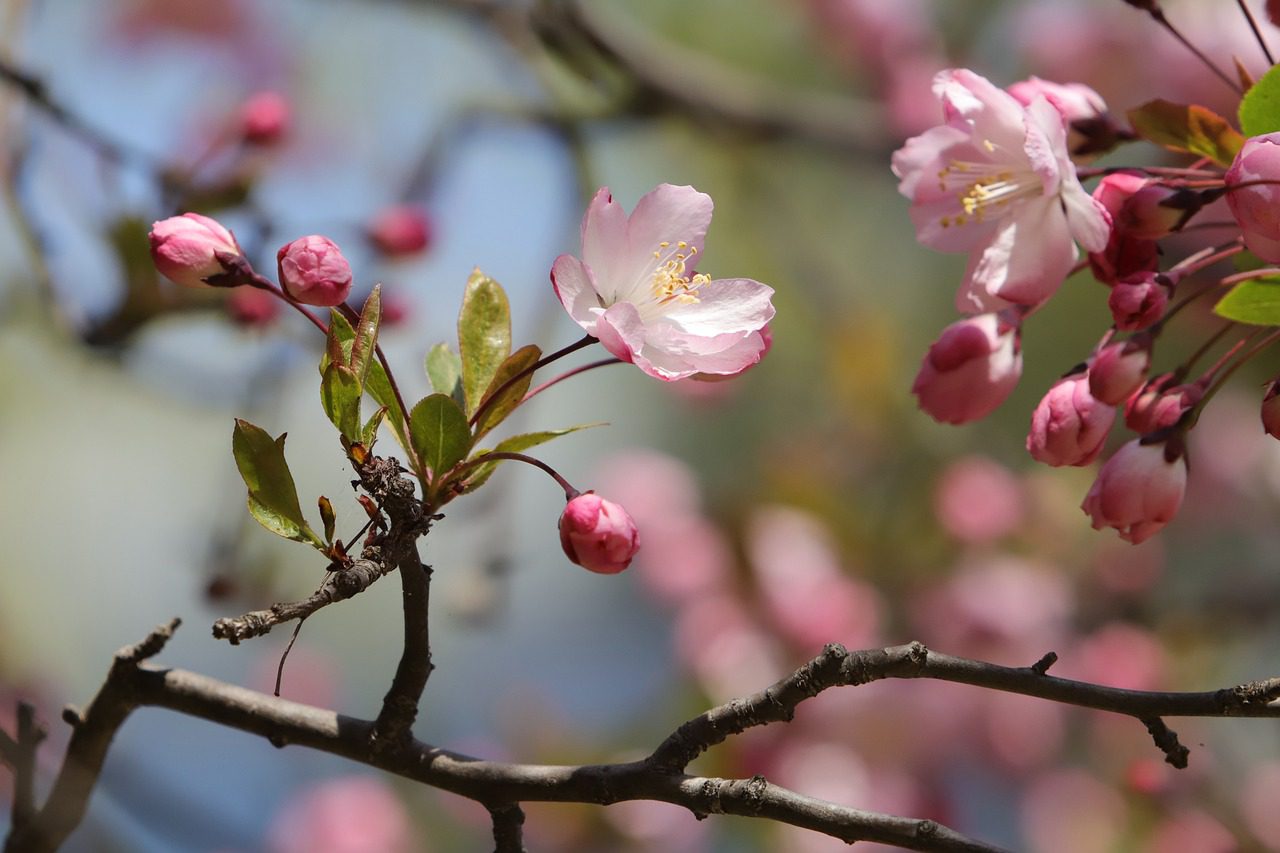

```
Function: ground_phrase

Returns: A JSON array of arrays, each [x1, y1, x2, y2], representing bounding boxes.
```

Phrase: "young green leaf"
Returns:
[[231, 419, 324, 548], [409, 393, 473, 479], [318, 495, 337, 544], [1241, 64, 1280, 137], [473, 344, 542, 440], [460, 424, 603, 493], [322, 312, 410, 453], [458, 269, 512, 415], [1214, 278, 1280, 326], [350, 284, 382, 384], [1127, 100, 1244, 167], [426, 342, 464, 404], [321, 363, 363, 442], [362, 405, 388, 448]]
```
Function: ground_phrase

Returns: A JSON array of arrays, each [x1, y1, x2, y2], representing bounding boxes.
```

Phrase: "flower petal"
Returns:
[[891, 124, 969, 197], [958, 198, 1076, 309], [593, 301, 646, 366], [935, 69, 1027, 155], [613, 185, 714, 303], [659, 278, 776, 336], [551, 254, 603, 330], [580, 187, 630, 303]]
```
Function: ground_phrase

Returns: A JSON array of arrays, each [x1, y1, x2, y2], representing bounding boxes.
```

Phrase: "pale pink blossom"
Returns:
[[912, 312, 1022, 424], [1089, 338, 1151, 405], [149, 212, 242, 288], [1027, 372, 1115, 466], [552, 184, 775, 381], [558, 492, 639, 574], [241, 91, 289, 145], [892, 69, 1110, 312], [277, 235, 353, 306], [1082, 439, 1187, 544]]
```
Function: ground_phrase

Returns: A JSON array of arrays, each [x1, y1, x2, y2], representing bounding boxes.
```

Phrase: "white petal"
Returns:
[[551, 254, 603, 330]]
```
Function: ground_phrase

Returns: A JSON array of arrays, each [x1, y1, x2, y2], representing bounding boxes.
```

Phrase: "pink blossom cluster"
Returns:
[[892, 64, 1280, 545]]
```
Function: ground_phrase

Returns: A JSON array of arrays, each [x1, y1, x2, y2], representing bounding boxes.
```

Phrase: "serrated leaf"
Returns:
[[350, 285, 382, 384], [1241, 63, 1280, 137], [318, 496, 337, 544], [409, 393, 473, 479], [458, 269, 512, 415], [362, 405, 388, 448], [321, 363, 363, 441], [473, 344, 542, 440], [322, 312, 410, 454], [232, 419, 324, 547], [460, 424, 603, 493], [1215, 278, 1280, 326], [426, 342, 464, 405], [1128, 99, 1243, 167]]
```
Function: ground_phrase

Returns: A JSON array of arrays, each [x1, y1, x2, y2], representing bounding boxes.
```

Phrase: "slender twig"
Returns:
[[454, 451, 578, 498], [468, 334, 597, 427], [274, 618, 309, 698], [1146, 7, 1242, 94], [1237, 0, 1275, 66], [522, 356, 622, 404]]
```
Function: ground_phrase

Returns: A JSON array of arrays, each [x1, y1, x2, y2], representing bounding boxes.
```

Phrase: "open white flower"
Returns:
[[551, 184, 775, 381], [892, 69, 1110, 313]]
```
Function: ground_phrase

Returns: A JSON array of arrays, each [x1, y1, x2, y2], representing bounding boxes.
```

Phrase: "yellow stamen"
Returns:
[[651, 242, 710, 304]]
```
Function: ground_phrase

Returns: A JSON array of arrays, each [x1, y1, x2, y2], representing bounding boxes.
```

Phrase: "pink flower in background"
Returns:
[[226, 287, 279, 328], [552, 184, 775, 381], [149, 213, 242, 287], [1021, 769, 1127, 853], [1082, 439, 1187, 544], [912, 312, 1022, 424], [368, 205, 433, 256], [1027, 373, 1115, 466], [558, 493, 639, 574], [266, 776, 416, 853], [892, 69, 1110, 312], [240, 91, 289, 145], [933, 455, 1026, 542], [1226, 132, 1280, 261], [277, 235, 353, 306]]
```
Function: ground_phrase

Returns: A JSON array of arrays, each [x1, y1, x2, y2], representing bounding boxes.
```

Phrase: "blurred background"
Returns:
[[3, 0, 1280, 850]]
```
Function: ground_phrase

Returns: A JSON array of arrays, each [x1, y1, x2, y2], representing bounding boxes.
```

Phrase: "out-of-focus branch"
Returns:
[[0, 702, 44, 834], [13, 633, 1280, 852]]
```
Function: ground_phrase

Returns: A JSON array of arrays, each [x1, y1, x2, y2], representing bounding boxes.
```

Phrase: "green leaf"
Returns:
[[1127, 99, 1244, 167], [1215, 278, 1280, 325], [460, 424, 602, 493], [318, 496, 337, 544], [321, 363, 363, 441], [350, 285, 382, 384], [362, 405, 388, 448], [1241, 63, 1280, 137], [232, 419, 324, 547], [322, 312, 410, 454], [426, 342, 464, 405], [457, 269, 512, 415], [473, 344, 542, 440], [409, 393, 473, 478]]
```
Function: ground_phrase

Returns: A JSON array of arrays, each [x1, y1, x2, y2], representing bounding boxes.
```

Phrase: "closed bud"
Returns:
[[240, 91, 289, 145], [1027, 372, 1116, 466], [1082, 438, 1186, 544], [559, 493, 640, 575], [1124, 373, 1201, 434], [368, 206, 433, 256], [149, 212, 242, 288], [1089, 338, 1151, 405], [1225, 132, 1280, 262], [912, 313, 1022, 425], [1108, 273, 1170, 331], [277, 235, 353, 306], [1263, 380, 1280, 440]]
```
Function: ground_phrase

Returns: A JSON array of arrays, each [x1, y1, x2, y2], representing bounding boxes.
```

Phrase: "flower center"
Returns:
[[935, 154, 1044, 228], [651, 241, 711, 305]]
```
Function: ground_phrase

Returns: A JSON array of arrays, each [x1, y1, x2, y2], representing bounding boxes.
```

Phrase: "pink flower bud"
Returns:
[[912, 313, 1022, 425], [558, 493, 640, 574], [226, 287, 279, 328], [1089, 339, 1151, 405], [148, 212, 242, 288], [1225, 132, 1280, 262], [241, 91, 289, 145], [1027, 373, 1116, 466], [1108, 273, 1170, 331], [1091, 172, 1186, 240], [1124, 374, 1201, 434], [1007, 76, 1107, 126], [1262, 380, 1280, 440], [1092, 171, 1148, 219], [368, 205, 433, 256], [1082, 439, 1187, 544], [277, 235, 353, 306]]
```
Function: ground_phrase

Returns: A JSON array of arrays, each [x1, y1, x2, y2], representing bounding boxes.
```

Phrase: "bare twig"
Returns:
[[488, 803, 526, 853]]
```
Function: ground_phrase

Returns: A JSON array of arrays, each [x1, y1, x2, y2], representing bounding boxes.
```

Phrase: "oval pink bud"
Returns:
[[277, 235, 353, 306], [1082, 439, 1186, 544], [1089, 339, 1151, 405], [1124, 374, 1201, 435], [1226, 132, 1280, 262], [1108, 274, 1169, 331], [1263, 381, 1280, 440], [559, 493, 640, 574], [149, 212, 242, 288], [1027, 373, 1116, 467], [912, 313, 1022, 425], [241, 91, 289, 145], [368, 206, 433, 256]]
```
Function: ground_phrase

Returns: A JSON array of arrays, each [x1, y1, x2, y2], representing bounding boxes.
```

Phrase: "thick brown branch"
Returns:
[[487, 803, 526, 853], [211, 559, 390, 644]]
